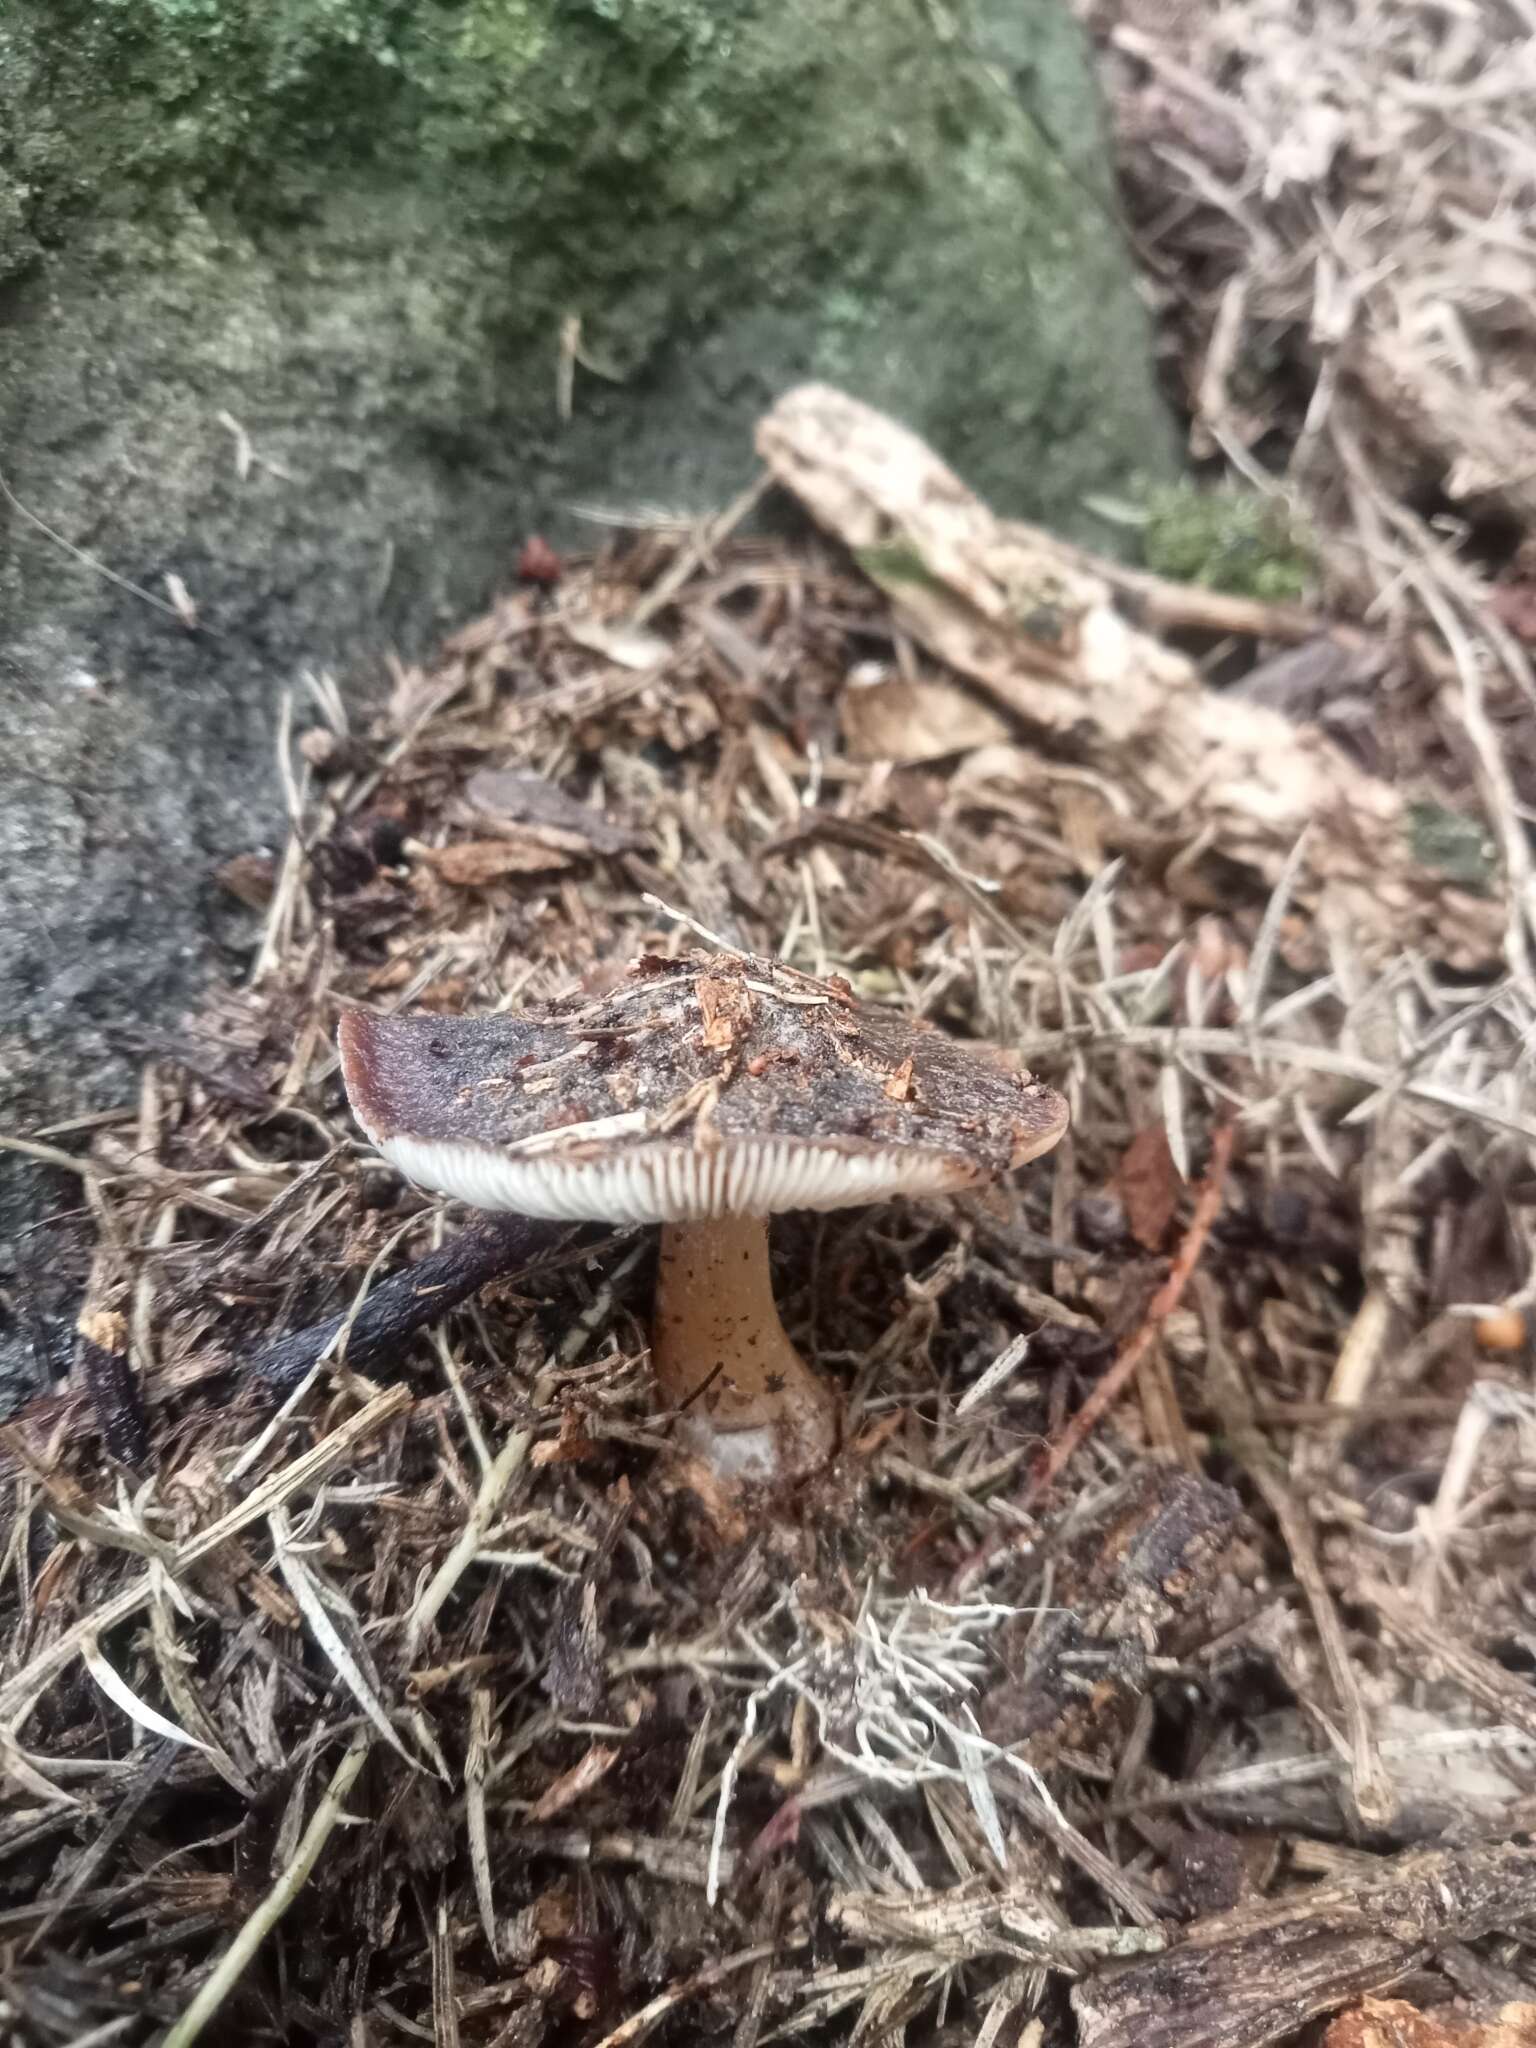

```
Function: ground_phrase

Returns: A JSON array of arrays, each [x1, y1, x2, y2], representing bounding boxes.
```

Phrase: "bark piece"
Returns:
[[1073, 1845, 1536, 2048], [1325, 1997, 1536, 2048], [981, 1467, 1243, 1768]]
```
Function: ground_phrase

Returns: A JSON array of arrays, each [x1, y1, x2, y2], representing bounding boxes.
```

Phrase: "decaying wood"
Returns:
[[1324, 1993, 1536, 2048], [75, 1304, 148, 1466], [1073, 1844, 1536, 2048], [827, 1875, 1165, 1966], [982, 1466, 1244, 1769], [253, 1217, 552, 1391], [756, 385, 1502, 964]]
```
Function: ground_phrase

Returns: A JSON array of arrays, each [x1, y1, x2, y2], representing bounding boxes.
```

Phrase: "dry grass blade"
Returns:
[[405, 1417, 538, 1655], [79, 1635, 214, 1756], [465, 1687, 499, 1958], [269, 1504, 414, 1763], [0, 1387, 411, 1729], [160, 1730, 372, 2048]]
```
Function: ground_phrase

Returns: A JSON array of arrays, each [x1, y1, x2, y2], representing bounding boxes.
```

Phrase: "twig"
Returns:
[[1097, 558, 1331, 646], [1205, 1280, 1396, 1829], [1023, 1124, 1235, 1506], [161, 1730, 371, 2048], [586, 1939, 790, 2048], [1072, 1842, 1536, 2048]]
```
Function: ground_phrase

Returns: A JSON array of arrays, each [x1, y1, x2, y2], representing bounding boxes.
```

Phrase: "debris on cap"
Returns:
[[338, 950, 1069, 1223]]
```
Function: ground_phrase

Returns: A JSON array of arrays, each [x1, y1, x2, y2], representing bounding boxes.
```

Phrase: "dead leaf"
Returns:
[[664, 1456, 749, 1542], [564, 615, 672, 670], [214, 851, 277, 910], [840, 665, 1009, 765], [531, 1407, 601, 1466], [528, 1743, 619, 1822], [422, 839, 573, 886], [1112, 1124, 1183, 1251]]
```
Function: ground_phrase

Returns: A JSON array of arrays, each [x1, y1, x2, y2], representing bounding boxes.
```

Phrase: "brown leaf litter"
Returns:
[[2, 359, 1535, 2048]]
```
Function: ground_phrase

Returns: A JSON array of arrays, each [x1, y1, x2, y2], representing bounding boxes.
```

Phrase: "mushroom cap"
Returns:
[[338, 951, 1068, 1224]]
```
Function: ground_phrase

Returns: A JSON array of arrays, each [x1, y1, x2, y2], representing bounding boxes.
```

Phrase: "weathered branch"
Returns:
[[253, 1217, 553, 1392], [756, 385, 1502, 966], [1072, 1843, 1536, 2048]]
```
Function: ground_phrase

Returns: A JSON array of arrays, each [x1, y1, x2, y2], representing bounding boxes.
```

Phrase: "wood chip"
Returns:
[[422, 838, 574, 884]]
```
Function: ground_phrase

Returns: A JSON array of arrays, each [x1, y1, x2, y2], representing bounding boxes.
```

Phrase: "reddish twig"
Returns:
[[1025, 1121, 1235, 1507], [952, 1123, 1235, 1592]]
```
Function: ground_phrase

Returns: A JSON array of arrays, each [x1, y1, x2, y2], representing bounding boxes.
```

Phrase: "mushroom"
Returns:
[[338, 952, 1068, 1484]]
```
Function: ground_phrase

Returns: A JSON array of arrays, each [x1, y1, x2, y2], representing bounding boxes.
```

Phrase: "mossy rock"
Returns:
[[1, 0, 1175, 550]]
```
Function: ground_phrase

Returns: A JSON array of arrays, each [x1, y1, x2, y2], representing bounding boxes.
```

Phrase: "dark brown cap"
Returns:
[[338, 951, 1068, 1223]]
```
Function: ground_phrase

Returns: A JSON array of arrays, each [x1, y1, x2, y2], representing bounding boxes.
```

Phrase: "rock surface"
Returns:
[[0, 0, 1175, 1403]]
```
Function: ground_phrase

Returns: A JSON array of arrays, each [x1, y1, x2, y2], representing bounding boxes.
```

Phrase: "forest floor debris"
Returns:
[[5, 7, 1536, 2039]]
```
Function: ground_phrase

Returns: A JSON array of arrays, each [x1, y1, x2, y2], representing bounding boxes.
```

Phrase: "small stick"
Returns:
[[253, 1217, 552, 1392], [586, 1938, 790, 2048], [76, 1307, 148, 1466], [1024, 1123, 1235, 1506], [1206, 1281, 1397, 1829]]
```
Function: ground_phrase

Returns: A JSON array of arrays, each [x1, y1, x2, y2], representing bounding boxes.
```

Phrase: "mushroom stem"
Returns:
[[652, 1213, 837, 1483]]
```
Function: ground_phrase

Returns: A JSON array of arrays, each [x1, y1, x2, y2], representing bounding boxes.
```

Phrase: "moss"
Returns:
[[3, 0, 1176, 645], [1140, 482, 1314, 604], [1407, 802, 1496, 894], [2, 1, 1175, 535], [854, 542, 945, 593]]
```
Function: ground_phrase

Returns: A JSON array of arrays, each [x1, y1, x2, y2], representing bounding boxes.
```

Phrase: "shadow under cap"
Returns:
[[338, 950, 1069, 1225]]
